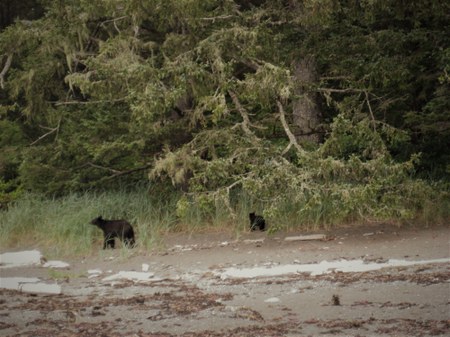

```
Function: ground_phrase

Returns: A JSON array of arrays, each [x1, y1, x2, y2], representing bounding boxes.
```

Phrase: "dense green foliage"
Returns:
[[1, 0, 449, 231]]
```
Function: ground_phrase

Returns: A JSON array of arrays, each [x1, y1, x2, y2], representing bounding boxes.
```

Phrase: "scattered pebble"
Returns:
[[102, 271, 155, 282], [43, 260, 70, 269], [264, 297, 280, 303], [284, 234, 326, 242], [243, 239, 265, 244]]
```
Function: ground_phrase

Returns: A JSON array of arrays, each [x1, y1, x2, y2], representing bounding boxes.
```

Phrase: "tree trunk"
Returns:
[[292, 57, 321, 143]]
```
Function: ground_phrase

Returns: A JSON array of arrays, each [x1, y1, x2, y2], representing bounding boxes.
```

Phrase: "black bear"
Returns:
[[249, 212, 266, 231], [90, 216, 136, 249]]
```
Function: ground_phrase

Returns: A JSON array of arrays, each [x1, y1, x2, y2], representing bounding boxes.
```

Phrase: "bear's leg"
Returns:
[[103, 235, 115, 249], [123, 233, 135, 248]]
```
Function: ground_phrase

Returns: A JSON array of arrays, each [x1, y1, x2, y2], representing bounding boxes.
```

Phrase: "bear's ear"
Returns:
[[98, 215, 102, 220]]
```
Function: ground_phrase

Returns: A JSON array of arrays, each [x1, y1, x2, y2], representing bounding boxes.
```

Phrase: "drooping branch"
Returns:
[[319, 76, 352, 81], [228, 90, 265, 141], [199, 15, 234, 21], [316, 87, 364, 94], [317, 87, 377, 130], [50, 98, 126, 106], [228, 90, 254, 137], [80, 162, 152, 180], [364, 90, 376, 131], [277, 101, 305, 156], [219, 179, 243, 219], [30, 118, 62, 146], [0, 54, 13, 89], [188, 175, 252, 219], [103, 164, 153, 180], [100, 16, 128, 35], [84, 162, 122, 174]]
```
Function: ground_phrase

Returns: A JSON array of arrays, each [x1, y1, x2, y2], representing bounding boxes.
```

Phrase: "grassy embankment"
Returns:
[[0, 184, 448, 257]]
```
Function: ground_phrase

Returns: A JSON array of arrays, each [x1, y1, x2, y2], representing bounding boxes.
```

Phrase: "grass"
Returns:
[[0, 185, 258, 257], [0, 186, 174, 257], [1, 183, 448, 257]]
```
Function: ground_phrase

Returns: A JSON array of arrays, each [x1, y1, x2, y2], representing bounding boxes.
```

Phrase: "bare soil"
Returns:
[[1, 224, 449, 336]]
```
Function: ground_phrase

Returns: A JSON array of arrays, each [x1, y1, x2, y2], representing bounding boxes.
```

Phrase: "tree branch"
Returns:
[[221, 179, 243, 219], [80, 162, 152, 180], [100, 16, 128, 34], [364, 90, 376, 131], [50, 98, 126, 106], [85, 162, 122, 174], [30, 118, 62, 146], [103, 164, 152, 180], [0, 54, 13, 89], [277, 101, 304, 155], [317, 87, 378, 129], [228, 90, 254, 137], [228, 90, 265, 140], [316, 87, 364, 94], [199, 15, 234, 21], [320, 76, 352, 81]]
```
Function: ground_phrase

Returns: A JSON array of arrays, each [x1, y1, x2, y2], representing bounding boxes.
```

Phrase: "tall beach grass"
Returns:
[[0, 186, 180, 257], [1, 182, 448, 257], [0, 185, 260, 256]]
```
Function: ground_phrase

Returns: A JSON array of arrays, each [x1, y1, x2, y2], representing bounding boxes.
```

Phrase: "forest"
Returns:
[[0, 0, 449, 251]]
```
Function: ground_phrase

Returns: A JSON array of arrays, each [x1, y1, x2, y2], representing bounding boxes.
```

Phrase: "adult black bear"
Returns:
[[90, 216, 136, 249], [249, 212, 266, 231]]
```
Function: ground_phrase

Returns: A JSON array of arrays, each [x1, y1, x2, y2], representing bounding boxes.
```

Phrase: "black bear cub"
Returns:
[[249, 212, 266, 231], [90, 216, 135, 249]]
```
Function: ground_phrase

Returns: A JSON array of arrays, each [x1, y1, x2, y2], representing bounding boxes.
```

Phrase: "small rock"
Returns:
[[243, 239, 265, 244], [284, 234, 326, 242], [87, 269, 102, 278], [264, 297, 280, 303], [43, 260, 70, 269]]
